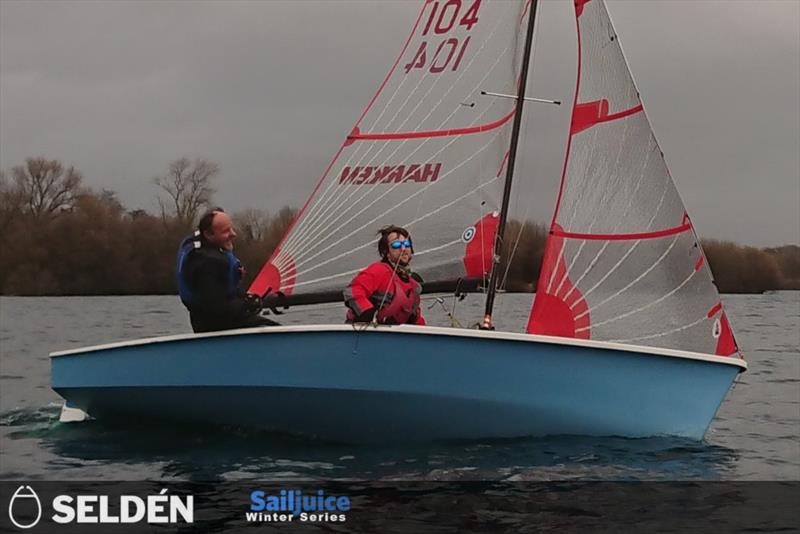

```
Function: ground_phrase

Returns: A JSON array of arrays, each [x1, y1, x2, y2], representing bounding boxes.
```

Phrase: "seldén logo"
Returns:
[[7, 486, 193, 528], [248, 489, 350, 523], [8, 486, 42, 529]]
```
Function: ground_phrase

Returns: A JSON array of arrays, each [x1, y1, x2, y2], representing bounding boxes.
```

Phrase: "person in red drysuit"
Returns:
[[344, 225, 425, 325]]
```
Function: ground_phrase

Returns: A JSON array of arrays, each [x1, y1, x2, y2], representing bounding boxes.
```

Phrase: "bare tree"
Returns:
[[0, 170, 23, 227], [270, 206, 297, 237], [10, 157, 82, 219], [233, 208, 270, 241], [154, 157, 218, 227]]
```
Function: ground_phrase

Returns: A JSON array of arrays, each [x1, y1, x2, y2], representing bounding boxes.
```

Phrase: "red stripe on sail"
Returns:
[[347, 109, 516, 142], [694, 256, 705, 272], [520, 0, 533, 22], [707, 302, 723, 318], [575, 0, 592, 17], [344, 127, 360, 148], [599, 104, 643, 124], [552, 223, 692, 241], [571, 99, 643, 135], [549, 4, 583, 226], [496, 150, 511, 177]]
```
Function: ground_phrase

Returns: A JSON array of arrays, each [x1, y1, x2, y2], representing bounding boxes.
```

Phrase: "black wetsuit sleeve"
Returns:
[[191, 263, 248, 318], [185, 250, 249, 330]]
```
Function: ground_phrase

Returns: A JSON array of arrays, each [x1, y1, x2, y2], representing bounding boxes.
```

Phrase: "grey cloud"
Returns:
[[1, 0, 797, 246]]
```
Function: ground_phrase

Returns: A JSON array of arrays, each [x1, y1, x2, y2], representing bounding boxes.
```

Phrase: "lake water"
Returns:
[[1, 292, 798, 482]]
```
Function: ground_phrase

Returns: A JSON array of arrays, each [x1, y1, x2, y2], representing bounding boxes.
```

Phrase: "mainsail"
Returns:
[[528, 0, 740, 357], [250, 0, 530, 299]]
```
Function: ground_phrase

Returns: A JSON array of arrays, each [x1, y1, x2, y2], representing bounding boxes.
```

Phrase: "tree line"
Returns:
[[0, 157, 295, 295], [0, 157, 796, 296]]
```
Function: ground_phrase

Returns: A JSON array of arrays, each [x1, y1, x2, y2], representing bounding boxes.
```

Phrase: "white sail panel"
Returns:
[[251, 0, 529, 297], [528, 0, 740, 358]]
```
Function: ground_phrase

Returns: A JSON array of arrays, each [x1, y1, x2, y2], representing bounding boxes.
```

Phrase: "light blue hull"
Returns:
[[50, 325, 745, 442]]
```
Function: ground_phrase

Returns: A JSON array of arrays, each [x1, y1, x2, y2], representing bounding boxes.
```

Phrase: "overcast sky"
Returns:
[[1, 0, 798, 246]]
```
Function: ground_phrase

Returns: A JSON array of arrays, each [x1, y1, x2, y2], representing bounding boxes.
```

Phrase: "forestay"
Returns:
[[528, 0, 740, 358], [250, 0, 530, 298]]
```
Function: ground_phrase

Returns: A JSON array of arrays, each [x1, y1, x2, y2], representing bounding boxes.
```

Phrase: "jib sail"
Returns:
[[528, 0, 740, 357]]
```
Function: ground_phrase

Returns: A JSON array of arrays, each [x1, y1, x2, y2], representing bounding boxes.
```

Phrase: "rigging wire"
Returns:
[[494, 0, 541, 325], [498, 82, 535, 294], [373, 255, 404, 326]]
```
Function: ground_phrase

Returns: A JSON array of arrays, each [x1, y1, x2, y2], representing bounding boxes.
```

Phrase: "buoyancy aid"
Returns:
[[176, 232, 242, 307], [375, 275, 421, 324], [345, 262, 422, 324]]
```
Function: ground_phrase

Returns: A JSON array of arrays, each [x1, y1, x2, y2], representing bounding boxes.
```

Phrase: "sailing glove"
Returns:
[[244, 293, 263, 313], [353, 307, 376, 323]]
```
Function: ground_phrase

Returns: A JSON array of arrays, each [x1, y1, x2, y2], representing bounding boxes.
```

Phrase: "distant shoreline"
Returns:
[[3, 157, 797, 298], [1, 168, 797, 296]]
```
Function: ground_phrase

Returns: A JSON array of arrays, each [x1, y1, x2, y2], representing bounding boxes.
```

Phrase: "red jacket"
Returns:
[[344, 261, 425, 325]]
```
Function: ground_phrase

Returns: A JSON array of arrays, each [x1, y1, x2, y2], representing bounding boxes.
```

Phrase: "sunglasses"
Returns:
[[389, 239, 412, 250]]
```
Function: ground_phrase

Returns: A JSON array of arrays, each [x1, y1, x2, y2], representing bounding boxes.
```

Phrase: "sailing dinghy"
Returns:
[[51, 0, 746, 442]]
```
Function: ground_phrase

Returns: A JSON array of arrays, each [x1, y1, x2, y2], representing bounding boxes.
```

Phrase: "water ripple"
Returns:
[[0, 293, 797, 481]]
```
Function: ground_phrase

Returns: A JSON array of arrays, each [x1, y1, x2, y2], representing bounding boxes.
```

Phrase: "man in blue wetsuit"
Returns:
[[177, 208, 279, 333]]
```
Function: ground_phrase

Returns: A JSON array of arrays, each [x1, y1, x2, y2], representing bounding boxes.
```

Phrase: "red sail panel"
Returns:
[[571, 99, 609, 135], [250, 249, 296, 296], [575, 0, 592, 18], [463, 212, 500, 278], [708, 306, 738, 356], [528, 225, 590, 338]]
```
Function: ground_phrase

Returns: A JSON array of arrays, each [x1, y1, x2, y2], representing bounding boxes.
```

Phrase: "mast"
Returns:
[[481, 0, 539, 330]]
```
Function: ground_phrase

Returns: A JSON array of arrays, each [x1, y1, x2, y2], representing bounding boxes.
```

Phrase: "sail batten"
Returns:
[[553, 223, 692, 241], [348, 108, 515, 142], [529, 0, 741, 359]]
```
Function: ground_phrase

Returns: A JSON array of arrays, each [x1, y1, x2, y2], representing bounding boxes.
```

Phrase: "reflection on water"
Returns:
[[3, 401, 738, 482], [0, 292, 797, 481]]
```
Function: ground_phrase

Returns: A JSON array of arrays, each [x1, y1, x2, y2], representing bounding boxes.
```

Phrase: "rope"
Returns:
[[373, 258, 403, 326]]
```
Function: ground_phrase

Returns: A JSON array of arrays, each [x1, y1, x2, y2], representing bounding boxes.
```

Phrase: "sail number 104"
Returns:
[[404, 0, 481, 75]]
